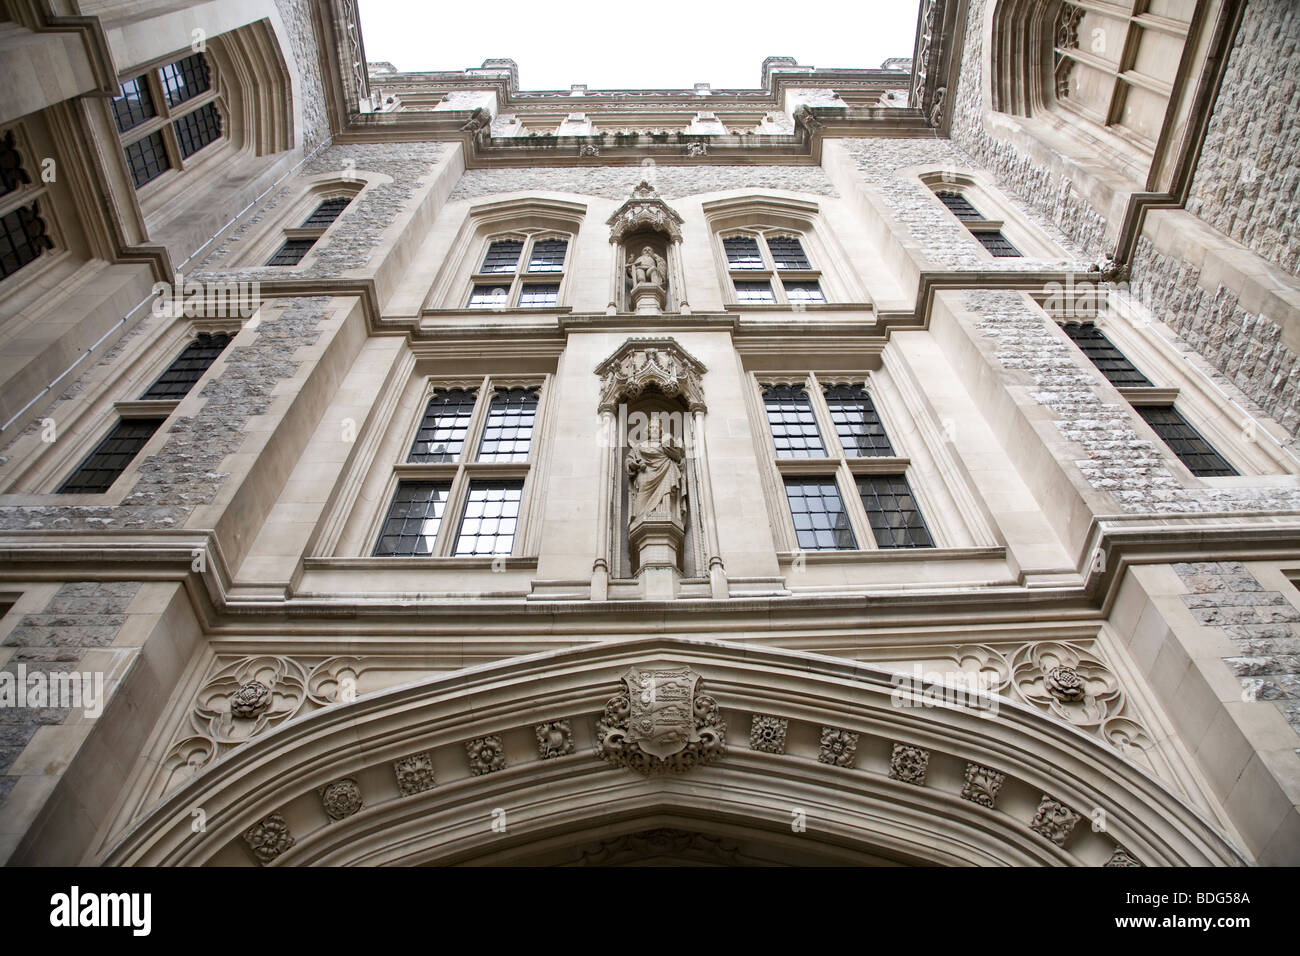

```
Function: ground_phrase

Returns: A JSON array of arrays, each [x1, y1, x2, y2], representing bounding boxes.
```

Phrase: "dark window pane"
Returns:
[[767, 235, 811, 270], [518, 283, 559, 308], [173, 102, 222, 158], [784, 281, 825, 303], [300, 197, 350, 228], [856, 474, 934, 548], [477, 387, 538, 462], [0, 129, 31, 197], [160, 53, 210, 108], [481, 239, 523, 274], [1061, 323, 1153, 387], [452, 480, 524, 556], [935, 190, 982, 221], [972, 230, 1020, 257], [267, 238, 316, 266], [57, 419, 164, 494], [734, 281, 775, 304], [723, 236, 764, 270], [372, 482, 451, 556], [784, 477, 856, 551], [112, 75, 156, 133], [408, 388, 477, 462], [527, 238, 567, 273], [124, 131, 170, 188], [140, 332, 232, 399], [824, 384, 895, 456], [763, 385, 826, 458], [1136, 405, 1238, 477], [468, 284, 509, 308], [0, 201, 54, 280]]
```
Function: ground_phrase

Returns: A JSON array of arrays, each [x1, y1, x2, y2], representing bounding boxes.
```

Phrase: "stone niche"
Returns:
[[606, 181, 687, 314]]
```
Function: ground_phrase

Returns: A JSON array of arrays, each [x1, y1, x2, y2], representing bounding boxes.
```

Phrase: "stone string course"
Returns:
[[946, 0, 1111, 262], [1131, 237, 1300, 441], [446, 165, 839, 202], [0, 581, 142, 803], [840, 137, 1089, 271], [1174, 562, 1300, 735], [1184, 0, 1300, 278], [195, 142, 447, 278], [966, 291, 1300, 514], [0, 298, 331, 532]]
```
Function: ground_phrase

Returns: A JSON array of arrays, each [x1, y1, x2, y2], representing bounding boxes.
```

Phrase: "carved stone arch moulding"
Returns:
[[101, 638, 1246, 867], [606, 180, 685, 243], [595, 337, 708, 414]]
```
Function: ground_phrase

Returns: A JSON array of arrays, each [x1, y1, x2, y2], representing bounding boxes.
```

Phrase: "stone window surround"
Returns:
[[230, 177, 367, 270], [0, 122, 66, 293], [0, 315, 243, 497], [357, 374, 551, 561], [1034, 290, 1300, 485], [748, 370, 947, 554], [916, 168, 1065, 262]]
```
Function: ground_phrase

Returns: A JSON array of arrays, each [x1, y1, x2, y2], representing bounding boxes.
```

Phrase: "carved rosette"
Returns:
[[594, 666, 725, 774], [595, 338, 708, 413], [818, 727, 859, 767], [535, 720, 574, 759], [465, 735, 507, 775], [1030, 796, 1081, 848], [960, 763, 1006, 808], [319, 778, 363, 821], [243, 812, 295, 865], [888, 744, 930, 785], [393, 752, 436, 796], [230, 680, 272, 719], [749, 714, 788, 754]]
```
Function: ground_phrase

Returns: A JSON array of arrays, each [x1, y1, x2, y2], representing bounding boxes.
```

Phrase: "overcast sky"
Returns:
[[358, 0, 921, 90]]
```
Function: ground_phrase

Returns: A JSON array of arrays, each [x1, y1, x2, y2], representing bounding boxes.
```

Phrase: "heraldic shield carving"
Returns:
[[595, 666, 726, 773]]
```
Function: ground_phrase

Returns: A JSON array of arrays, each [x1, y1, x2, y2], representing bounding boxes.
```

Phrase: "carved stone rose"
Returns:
[[320, 778, 363, 821], [230, 680, 273, 719], [243, 812, 294, 865], [1045, 665, 1085, 702]]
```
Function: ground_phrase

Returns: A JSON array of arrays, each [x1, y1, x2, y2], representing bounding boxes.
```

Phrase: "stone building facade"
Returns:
[[0, 0, 1296, 866]]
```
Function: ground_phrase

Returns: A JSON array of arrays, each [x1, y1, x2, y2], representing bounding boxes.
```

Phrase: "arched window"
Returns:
[[703, 195, 860, 309], [0, 128, 55, 282], [990, 0, 1219, 190], [265, 191, 356, 267], [112, 50, 224, 190], [920, 172, 1064, 260], [466, 232, 571, 309]]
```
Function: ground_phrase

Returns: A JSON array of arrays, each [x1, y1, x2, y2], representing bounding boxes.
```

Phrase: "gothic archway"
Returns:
[[100, 637, 1246, 867]]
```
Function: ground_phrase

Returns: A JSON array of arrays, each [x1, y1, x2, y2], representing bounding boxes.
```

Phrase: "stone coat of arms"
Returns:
[[596, 666, 725, 773]]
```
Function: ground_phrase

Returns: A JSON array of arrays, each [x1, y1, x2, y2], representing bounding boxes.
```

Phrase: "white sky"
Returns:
[[358, 0, 921, 90]]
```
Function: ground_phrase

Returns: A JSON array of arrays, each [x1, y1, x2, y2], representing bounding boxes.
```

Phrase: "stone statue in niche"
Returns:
[[627, 416, 686, 524], [627, 245, 667, 289]]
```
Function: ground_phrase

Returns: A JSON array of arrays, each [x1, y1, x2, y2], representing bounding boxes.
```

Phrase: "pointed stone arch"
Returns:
[[101, 637, 1246, 867]]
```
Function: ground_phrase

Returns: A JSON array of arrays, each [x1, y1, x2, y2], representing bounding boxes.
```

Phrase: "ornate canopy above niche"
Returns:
[[595, 337, 708, 414], [607, 180, 685, 242]]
